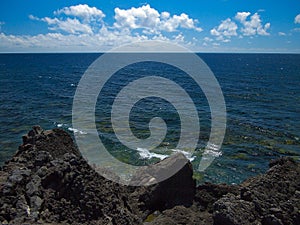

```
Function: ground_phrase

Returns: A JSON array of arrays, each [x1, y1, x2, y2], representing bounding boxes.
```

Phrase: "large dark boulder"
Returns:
[[131, 153, 196, 218]]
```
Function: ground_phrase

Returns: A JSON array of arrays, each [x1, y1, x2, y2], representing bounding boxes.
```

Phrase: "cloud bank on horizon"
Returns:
[[0, 2, 299, 53]]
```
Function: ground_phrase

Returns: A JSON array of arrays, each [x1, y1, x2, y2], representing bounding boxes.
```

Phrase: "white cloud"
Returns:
[[0, 30, 150, 52], [29, 15, 39, 21], [114, 4, 202, 33], [210, 18, 238, 37], [161, 13, 203, 32], [257, 9, 265, 13], [278, 32, 286, 36], [203, 37, 213, 42], [257, 22, 270, 36], [161, 12, 170, 20], [222, 39, 230, 43], [55, 4, 105, 22], [235, 12, 251, 23], [295, 14, 300, 24], [114, 5, 160, 32], [1, 4, 203, 52], [173, 33, 185, 43], [40, 17, 93, 34], [207, 11, 271, 46], [293, 28, 300, 32], [29, 5, 107, 35], [0, 4, 201, 52], [235, 12, 270, 36], [210, 18, 237, 44]]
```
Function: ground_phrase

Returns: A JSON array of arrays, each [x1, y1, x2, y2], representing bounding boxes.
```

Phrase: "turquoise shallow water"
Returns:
[[0, 53, 299, 184]]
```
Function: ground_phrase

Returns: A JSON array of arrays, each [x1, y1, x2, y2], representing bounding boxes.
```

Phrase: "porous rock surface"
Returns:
[[0, 126, 299, 225]]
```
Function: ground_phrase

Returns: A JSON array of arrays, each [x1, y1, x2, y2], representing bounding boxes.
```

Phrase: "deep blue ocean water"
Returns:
[[0, 53, 299, 184]]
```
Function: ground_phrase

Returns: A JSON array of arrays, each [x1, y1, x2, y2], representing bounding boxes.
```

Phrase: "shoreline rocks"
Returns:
[[1, 126, 299, 224], [0, 126, 141, 224]]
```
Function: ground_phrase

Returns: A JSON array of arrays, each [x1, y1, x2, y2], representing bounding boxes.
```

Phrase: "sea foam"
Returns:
[[136, 147, 196, 161]]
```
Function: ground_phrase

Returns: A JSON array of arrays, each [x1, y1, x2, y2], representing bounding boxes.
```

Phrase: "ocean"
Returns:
[[0, 53, 299, 184]]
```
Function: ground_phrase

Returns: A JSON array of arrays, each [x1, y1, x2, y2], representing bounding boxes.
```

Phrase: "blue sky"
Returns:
[[0, 0, 299, 52]]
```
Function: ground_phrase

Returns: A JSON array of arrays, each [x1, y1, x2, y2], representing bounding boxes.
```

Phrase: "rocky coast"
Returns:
[[0, 126, 299, 224]]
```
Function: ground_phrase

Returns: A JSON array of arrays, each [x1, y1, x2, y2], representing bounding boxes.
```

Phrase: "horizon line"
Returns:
[[0, 51, 300, 54]]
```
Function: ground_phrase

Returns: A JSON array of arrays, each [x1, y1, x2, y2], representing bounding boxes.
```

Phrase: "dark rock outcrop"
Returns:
[[0, 126, 141, 224], [212, 157, 300, 225], [145, 157, 300, 225], [1, 126, 300, 225]]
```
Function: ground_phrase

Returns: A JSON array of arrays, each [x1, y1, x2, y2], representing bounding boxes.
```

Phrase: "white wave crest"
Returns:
[[68, 127, 87, 135], [136, 147, 196, 162], [171, 149, 196, 161], [136, 147, 169, 160], [205, 142, 222, 157], [55, 123, 87, 135]]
